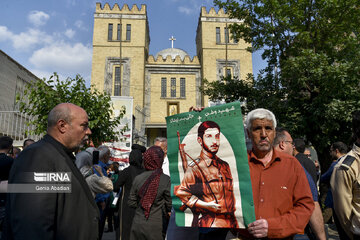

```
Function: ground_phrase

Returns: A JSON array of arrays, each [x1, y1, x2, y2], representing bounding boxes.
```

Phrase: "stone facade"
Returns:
[[196, 7, 253, 105], [0, 50, 41, 145], [91, 3, 252, 145]]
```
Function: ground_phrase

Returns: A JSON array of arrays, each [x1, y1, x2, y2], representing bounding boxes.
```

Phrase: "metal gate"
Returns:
[[0, 110, 41, 146]]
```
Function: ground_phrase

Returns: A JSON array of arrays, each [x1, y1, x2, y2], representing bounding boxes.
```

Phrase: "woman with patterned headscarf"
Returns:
[[128, 146, 172, 240]]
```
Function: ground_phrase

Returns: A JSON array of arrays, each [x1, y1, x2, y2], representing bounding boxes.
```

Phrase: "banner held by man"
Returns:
[[166, 102, 255, 228]]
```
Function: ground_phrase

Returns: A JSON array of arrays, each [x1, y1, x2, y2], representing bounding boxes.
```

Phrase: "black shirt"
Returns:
[[0, 153, 13, 206], [0, 153, 13, 181], [295, 153, 317, 184]]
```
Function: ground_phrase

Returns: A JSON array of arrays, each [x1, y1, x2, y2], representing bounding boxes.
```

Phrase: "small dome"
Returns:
[[155, 48, 189, 61]]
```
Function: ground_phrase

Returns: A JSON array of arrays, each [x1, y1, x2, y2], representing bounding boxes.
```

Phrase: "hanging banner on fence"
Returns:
[[103, 96, 133, 165], [166, 101, 255, 229]]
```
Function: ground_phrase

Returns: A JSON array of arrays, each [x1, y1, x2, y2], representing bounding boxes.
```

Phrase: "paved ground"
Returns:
[[102, 230, 116, 240], [327, 223, 340, 240], [102, 223, 340, 240], [0, 222, 340, 240]]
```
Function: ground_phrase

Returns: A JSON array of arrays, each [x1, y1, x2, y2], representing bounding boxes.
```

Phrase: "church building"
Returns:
[[91, 3, 252, 145]]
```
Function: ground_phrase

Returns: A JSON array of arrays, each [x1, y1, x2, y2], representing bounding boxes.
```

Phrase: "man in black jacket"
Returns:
[[2, 103, 99, 240], [293, 138, 317, 184], [0, 136, 14, 233], [0, 136, 14, 183]]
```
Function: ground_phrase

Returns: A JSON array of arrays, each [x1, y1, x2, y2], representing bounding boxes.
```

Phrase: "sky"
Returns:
[[0, 0, 266, 86]]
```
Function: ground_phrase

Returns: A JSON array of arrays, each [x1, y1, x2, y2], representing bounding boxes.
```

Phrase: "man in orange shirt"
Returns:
[[243, 108, 314, 238]]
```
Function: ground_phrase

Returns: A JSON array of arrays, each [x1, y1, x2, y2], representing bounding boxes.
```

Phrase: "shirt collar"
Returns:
[[249, 148, 281, 166], [200, 151, 219, 167], [98, 160, 108, 168], [44, 134, 75, 160], [352, 143, 360, 156]]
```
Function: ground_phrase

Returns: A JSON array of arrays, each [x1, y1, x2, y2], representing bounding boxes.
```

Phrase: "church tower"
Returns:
[[196, 7, 252, 106], [91, 2, 149, 115]]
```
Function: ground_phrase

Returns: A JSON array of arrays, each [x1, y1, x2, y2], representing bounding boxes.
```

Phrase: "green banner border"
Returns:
[[166, 102, 255, 228]]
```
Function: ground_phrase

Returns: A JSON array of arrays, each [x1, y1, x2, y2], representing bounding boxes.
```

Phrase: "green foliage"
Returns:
[[17, 73, 125, 146], [205, 0, 360, 162], [200, 75, 253, 104]]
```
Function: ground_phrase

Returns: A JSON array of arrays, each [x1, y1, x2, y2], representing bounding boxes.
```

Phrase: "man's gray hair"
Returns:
[[273, 127, 288, 146], [154, 137, 167, 144], [98, 145, 110, 159], [75, 150, 92, 169], [86, 147, 97, 156], [47, 104, 72, 129], [245, 108, 277, 130]]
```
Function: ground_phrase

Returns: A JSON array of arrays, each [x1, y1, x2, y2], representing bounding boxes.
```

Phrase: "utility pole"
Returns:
[[119, 15, 122, 95], [225, 22, 228, 77]]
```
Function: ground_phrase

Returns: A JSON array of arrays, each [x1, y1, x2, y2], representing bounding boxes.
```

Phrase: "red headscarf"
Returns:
[[138, 146, 164, 219]]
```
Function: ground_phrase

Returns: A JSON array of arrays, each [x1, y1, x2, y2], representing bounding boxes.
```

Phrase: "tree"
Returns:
[[203, 0, 360, 164], [17, 73, 125, 146]]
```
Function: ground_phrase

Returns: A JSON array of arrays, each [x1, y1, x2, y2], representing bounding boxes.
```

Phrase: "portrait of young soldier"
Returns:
[[174, 121, 238, 228]]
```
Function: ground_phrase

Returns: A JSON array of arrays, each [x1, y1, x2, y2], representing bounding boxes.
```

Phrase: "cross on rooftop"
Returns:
[[169, 36, 176, 48]]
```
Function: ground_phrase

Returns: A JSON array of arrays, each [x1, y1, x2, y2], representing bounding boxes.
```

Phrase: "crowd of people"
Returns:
[[0, 102, 359, 240]]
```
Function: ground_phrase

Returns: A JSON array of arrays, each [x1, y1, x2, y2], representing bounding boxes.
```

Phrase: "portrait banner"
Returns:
[[166, 102, 255, 229]]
